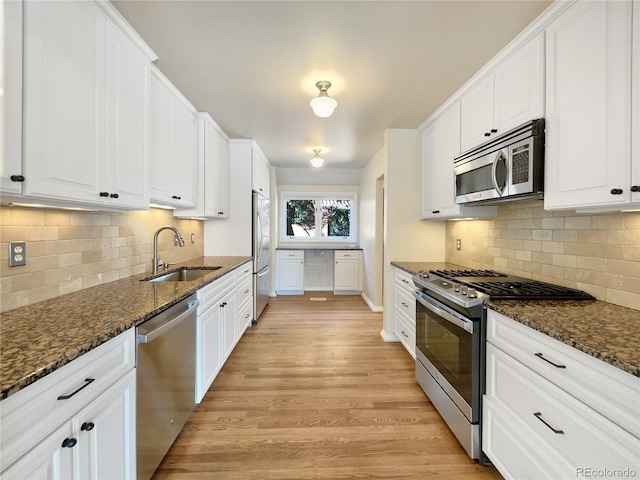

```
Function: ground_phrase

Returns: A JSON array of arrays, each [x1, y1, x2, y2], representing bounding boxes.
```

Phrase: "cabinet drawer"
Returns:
[[486, 343, 639, 475], [335, 250, 359, 260], [236, 296, 253, 338], [279, 250, 304, 260], [487, 309, 640, 437], [0, 329, 135, 470], [394, 268, 414, 293], [198, 274, 235, 314], [234, 261, 252, 283], [395, 307, 415, 358], [236, 276, 253, 308], [394, 286, 415, 322]]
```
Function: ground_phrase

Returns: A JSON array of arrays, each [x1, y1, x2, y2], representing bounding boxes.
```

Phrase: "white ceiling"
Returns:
[[112, 0, 552, 169]]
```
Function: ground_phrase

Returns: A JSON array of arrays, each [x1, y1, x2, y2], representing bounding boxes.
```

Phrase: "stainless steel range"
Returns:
[[412, 268, 593, 461]]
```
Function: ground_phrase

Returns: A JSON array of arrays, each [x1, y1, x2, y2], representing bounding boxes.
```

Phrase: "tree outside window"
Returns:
[[282, 193, 356, 243]]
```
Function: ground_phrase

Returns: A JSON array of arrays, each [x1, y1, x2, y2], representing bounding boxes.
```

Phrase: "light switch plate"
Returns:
[[9, 242, 26, 267]]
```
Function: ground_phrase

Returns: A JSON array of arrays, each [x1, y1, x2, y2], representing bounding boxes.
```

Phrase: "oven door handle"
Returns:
[[413, 290, 474, 333]]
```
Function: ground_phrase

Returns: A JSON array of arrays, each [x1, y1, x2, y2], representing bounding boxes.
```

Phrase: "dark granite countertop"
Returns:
[[0, 256, 251, 400], [391, 261, 640, 378], [486, 300, 640, 378]]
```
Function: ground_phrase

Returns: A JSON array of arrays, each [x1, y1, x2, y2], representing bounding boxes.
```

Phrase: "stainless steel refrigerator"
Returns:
[[253, 191, 270, 322]]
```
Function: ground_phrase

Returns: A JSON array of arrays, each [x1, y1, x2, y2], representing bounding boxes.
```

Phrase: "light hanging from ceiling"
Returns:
[[309, 80, 337, 118], [310, 149, 326, 169]]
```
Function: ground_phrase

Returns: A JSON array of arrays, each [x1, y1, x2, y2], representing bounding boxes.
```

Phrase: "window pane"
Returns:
[[286, 200, 316, 237], [321, 199, 351, 237]]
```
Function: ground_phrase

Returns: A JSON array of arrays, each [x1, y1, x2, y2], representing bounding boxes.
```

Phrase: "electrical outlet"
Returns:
[[456, 239, 462, 251], [191, 233, 195, 244], [9, 242, 27, 267]]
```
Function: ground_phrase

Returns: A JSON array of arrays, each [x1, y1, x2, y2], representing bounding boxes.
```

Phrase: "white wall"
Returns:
[[276, 167, 361, 186], [359, 129, 446, 339]]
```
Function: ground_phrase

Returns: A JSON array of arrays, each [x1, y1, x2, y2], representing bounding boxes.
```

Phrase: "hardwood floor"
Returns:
[[152, 293, 503, 480]]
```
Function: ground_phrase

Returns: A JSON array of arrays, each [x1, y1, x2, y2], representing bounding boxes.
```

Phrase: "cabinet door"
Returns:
[[23, 0, 106, 203], [222, 291, 237, 361], [434, 102, 462, 217], [632, 0, 640, 204], [420, 121, 438, 218], [252, 147, 270, 198], [334, 259, 359, 291], [149, 73, 174, 203], [203, 120, 221, 217], [76, 370, 136, 480], [279, 259, 305, 292], [493, 33, 544, 135], [215, 134, 230, 217], [1, 421, 76, 480], [105, 22, 149, 209], [196, 304, 222, 403], [460, 74, 494, 152], [544, 0, 633, 210], [172, 99, 198, 207], [0, 0, 23, 194]]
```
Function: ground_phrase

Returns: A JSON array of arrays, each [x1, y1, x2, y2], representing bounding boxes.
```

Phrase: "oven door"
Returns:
[[414, 290, 480, 423]]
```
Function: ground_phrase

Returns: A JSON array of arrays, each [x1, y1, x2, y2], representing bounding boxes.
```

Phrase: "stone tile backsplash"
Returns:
[[445, 200, 640, 310], [0, 206, 204, 312]]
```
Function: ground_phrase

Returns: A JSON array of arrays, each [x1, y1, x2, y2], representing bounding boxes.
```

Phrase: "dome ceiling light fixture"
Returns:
[[309, 80, 337, 118], [310, 149, 326, 169]]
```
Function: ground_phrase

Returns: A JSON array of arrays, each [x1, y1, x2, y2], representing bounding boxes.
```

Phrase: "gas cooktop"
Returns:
[[413, 268, 594, 309]]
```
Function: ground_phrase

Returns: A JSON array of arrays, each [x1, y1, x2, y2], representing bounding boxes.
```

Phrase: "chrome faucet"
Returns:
[[152, 225, 186, 274]]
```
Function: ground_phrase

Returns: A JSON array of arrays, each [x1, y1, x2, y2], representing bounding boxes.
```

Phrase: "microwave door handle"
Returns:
[[491, 151, 508, 196]]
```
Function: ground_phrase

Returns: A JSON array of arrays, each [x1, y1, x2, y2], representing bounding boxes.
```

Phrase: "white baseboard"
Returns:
[[361, 292, 383, 312], [380, 329, 399, 342]]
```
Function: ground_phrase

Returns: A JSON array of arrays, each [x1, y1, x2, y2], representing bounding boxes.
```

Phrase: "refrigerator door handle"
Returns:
[[257, 267, 270, 277], [255, 210, 263, 268]]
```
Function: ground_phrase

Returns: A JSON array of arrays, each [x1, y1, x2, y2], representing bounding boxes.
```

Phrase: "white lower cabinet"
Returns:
[[483, 309, 640, 479], [0, 330, 136, 479], [196, 261, 253, 403], [276, 250, 305, 295], [333, 250, 362, 294], [393, 267, 416, 357]]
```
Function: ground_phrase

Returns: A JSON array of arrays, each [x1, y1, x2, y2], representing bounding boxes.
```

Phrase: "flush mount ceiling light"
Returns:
[[310, 149, 326, 169], [309, 80, 337, 118]]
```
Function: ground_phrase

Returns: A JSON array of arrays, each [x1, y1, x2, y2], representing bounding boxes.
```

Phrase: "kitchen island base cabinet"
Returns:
[[393, 267, 416, 358], [483, 309, 640, 479]]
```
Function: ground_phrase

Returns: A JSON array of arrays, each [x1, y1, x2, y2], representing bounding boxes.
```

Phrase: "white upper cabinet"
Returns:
[[421, 101, 496, 220], [544, 0, 634, 211], [149, 65, 198, 208], [18, 0, 154, 210], [460, 33, 544, 153], [633, 0, 640, 205], [175, 113, 230, 219], [0, 0, 23, 195], [252, 144, 271, 198]]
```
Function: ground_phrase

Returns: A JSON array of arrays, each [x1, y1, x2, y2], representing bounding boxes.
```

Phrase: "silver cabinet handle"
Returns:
[[401, 302, 409, 308], [533, 412, 564, 434], [401, 331, 409, 338], [535, 353, 566, 369], [402, 279, 410, 284]]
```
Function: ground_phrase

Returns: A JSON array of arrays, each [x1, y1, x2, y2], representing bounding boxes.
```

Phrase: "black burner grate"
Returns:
[[430, 269, 507, 279], [469, 280, 595, 300]]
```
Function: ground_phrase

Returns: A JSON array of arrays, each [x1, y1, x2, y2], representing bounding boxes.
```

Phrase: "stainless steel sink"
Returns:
[[144, 267, 222, 283]]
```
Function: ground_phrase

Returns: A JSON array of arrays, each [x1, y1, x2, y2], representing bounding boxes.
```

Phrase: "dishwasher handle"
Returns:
[[137, 299, 199, 344]]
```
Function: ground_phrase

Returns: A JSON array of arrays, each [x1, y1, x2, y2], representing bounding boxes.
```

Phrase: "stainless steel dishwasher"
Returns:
[[136, 294, 198, 480]]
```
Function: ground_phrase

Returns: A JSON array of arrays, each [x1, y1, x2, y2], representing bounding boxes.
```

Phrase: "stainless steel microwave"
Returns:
[[454, 119, 544, 205]]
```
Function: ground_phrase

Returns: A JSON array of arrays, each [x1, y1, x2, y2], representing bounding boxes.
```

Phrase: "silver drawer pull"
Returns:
[[58, 378, 95, 400], [535, 353, 566, 369], [401, 331, 409, 338], [401, 302, 409, 308], [402, 279, 409, 283], [244, 289, 250, 294], [533, 412, 564, 434]]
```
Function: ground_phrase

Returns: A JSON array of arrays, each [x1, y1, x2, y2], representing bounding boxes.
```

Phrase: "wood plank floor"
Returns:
[[152, 293, 503, 480]]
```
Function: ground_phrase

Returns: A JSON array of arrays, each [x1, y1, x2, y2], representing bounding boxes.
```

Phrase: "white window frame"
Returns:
[[280, 191, 358, 243]]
